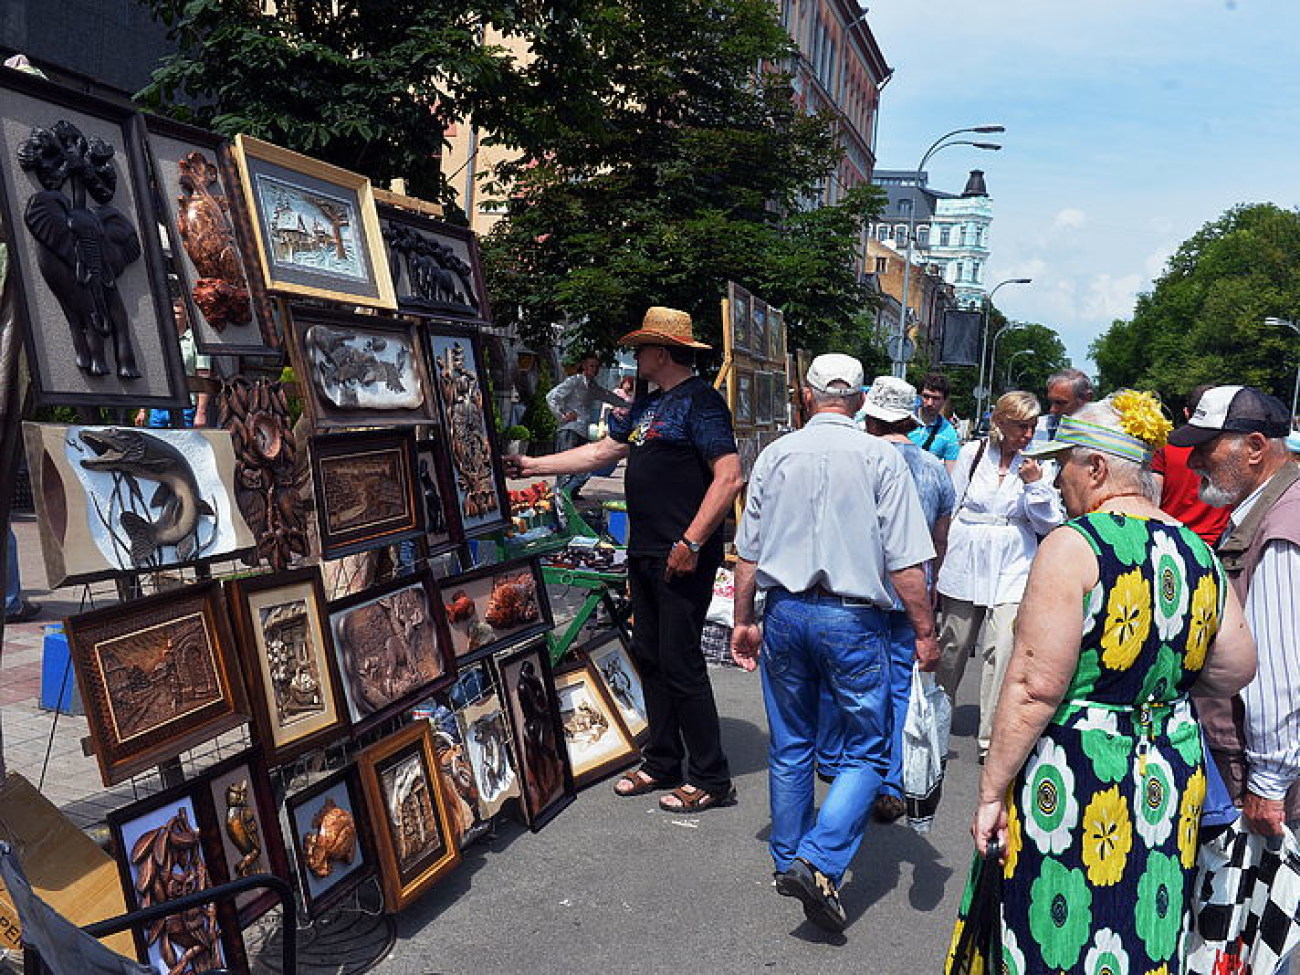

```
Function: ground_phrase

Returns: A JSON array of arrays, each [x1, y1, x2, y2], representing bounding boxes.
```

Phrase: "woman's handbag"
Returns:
[[947, 841, 1003, 975], [1184, 816, 1300, 974], [902, 666, 952, 834]]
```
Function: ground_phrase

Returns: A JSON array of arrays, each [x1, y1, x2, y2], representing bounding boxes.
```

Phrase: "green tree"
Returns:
[[1089, 203, 1300, 410]]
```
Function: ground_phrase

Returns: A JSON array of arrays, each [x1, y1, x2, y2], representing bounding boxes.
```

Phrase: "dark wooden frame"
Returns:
[[423, 323, 510, 538], [229, 134, 396, 310], [356, 720, 461, 911], [132, 112, 282, 357], [587, 630, 649, 745], [285, 764, 376, 919], [452, 681, 523, 822], [414, 428, 463, 557], [495, 639, 576, 831], [327, 571, 457, 734], [224, 567, 349, 766], [553, 652, 639, 788], [727, 282, 752, 356], [377, 201, 490, 323], [64, 580, 249, 786], [286, 304, 440, 429], [0, 70, 189, 408], [439, 556, 553, 664], [309, 427, 423, 560]]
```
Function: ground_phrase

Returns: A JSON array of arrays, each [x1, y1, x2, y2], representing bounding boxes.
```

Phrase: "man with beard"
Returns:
[[1172, 385, 1300, 837]]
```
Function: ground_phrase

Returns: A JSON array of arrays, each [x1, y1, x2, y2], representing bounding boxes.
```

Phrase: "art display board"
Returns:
[[721, 283, 792, 480]]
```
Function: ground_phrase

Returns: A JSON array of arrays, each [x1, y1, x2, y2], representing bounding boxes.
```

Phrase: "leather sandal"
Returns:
[[658, 783, 737, 813], [613, 768, 673, 797]]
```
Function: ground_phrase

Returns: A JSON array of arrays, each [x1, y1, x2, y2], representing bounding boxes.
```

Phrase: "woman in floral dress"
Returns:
[[949, 392, 1257, 974]]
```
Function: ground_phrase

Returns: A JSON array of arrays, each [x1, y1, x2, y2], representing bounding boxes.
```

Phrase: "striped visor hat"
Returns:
[[1023, 415, 1153, 464]]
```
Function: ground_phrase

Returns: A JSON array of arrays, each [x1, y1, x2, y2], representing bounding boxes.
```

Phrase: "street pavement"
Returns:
[[1, 479, 985, 974]]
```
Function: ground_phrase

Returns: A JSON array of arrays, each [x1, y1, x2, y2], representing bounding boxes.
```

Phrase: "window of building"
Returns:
[[971, 261, 982, 283], [894, 225, 907, 246], [876, 225, 891, 241], [917, 225, 930, 247], [874, 256, 888, 274], [939, 227, 951, 247]]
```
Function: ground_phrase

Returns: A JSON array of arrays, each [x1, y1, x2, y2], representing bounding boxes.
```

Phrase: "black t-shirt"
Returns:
[[607, 376, 738, 556]]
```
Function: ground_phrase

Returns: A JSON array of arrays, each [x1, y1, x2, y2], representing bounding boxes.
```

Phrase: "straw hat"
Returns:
[[618, 307, 711, 350]]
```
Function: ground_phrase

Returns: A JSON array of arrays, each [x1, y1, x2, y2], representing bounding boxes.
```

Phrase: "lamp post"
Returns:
[[891, 125, 1005, 379], [1263, 317, 1300, 428], [1005, 348, 1035, 392], [975, 277, 1031, 423], [988, 321, 1024, 406]]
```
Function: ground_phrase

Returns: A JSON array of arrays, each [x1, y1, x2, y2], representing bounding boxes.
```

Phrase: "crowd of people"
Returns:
[[509, 305, 1300, 968]]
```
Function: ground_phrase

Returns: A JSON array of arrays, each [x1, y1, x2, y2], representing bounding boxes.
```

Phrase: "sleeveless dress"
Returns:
[[947, 513, 1227, 974]]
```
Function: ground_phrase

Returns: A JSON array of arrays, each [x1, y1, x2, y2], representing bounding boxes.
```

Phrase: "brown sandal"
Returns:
[[657, 783, 737, 813], [613, 768, 673, 797]]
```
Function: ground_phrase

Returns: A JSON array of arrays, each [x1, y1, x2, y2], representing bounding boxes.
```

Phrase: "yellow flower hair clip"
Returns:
[[1110, 389, 1173, 450]]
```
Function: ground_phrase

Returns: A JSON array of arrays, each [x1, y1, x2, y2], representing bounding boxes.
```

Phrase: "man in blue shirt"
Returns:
[[908, 373, 961, 470]]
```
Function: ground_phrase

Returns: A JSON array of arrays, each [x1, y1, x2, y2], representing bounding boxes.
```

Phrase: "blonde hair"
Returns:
[[988, 391, 1041, 447]]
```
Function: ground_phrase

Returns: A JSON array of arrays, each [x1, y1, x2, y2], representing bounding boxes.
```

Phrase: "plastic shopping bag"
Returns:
[[902, 666, 951, 834], [946, 841, 1003, 975]]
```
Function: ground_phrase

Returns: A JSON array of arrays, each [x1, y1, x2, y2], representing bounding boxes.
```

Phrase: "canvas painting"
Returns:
[[23, 423, 256, 587], [426, 328, 507, 535], [728, 282, 751, 355], [735, 370, 753, 426], [441, 559, 550, 662], [328, 573, 455, 732], [377, 199, 490, 322], [751, 300, 769, 364]]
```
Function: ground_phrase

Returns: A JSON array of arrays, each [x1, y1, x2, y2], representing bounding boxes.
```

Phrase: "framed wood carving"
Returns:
[[727, 282, 751, 355], [225, 567, 348, 765], [588, 632, 649, 744], [425, 701, 494, 850], [377, 200, 489, 322], [107, 784, 242, 972], [64, 581, 249, 786], [751, 300, 769, 365], [22, 423, 257, 587], [734, 368, 754, 426], [415, 429, 462, 557], [133, 113, 281, 356], [425, 326, 509, 537], [554, 654, 639, 788], [356, 721, 461, 911], [286, 304, 439, 429], [754, 371, 773, 426], [0, 71, 188, 409], [285, 765, 376, 918], [454, 684, 523, 822], [327, 572, 456, 733], [309, 428, 423, 560], [229, 134, 395, 310], [496, 639, 575, 831], [440, 558, 552, 663]]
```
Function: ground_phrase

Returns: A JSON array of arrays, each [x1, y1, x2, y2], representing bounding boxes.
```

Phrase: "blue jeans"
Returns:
[[555, 428, 592, 495], [816, 612, 914, 799], [761, 589, 890, 883], [5, 528, 19, 614]]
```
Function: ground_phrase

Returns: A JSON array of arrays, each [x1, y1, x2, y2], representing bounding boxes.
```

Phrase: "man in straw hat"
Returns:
[[506, 307, 743, 813], [730, 355, 938, 932]]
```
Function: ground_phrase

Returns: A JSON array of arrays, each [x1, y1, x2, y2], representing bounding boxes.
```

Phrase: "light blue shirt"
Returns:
[[907, 413, 961, 461], [884, 441, 956, 610], [735, 413, 936, 604]]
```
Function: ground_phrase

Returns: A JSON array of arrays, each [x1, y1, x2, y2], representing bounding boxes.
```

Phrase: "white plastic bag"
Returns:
[[902, 666, 951, 834]]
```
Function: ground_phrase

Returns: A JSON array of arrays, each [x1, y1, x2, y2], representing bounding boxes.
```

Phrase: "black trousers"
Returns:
[[626, 551, 731, 794]]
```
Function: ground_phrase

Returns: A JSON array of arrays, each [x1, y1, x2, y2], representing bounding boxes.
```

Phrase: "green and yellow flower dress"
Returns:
[[947, 513, 1225, 974]]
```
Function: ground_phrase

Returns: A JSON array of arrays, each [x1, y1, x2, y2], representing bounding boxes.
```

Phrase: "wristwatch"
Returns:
[[677, 537, 702, 553]]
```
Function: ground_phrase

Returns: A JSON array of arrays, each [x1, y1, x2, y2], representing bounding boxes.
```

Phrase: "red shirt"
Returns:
[[1152, 445, 1230, 545]]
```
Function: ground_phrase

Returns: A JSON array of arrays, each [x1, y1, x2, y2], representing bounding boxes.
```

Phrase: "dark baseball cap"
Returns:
[[1166, 385, 1292, 447]]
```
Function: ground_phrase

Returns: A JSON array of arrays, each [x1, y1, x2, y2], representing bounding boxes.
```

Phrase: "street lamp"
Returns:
[[975, 277, 1031, 422], [891, 125, 1006, 378], [1005, 348, 1035, 391], [1263, 317, 1300, 428], [988, 321, 1025, 404]]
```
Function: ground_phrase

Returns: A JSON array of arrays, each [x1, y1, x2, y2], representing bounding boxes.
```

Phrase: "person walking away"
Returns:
[[819, 375, 954, 823], [909, 373, 962, 472], [545, 353, 625, 499], [506, 308, 743, 813], [730, 354, 939, 933], [1151, 383, 1230, 546], [935, 391, 1065, 762], [952, 391, 1255, 974]]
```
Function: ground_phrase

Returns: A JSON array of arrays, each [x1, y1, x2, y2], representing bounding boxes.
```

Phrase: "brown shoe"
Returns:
[[872, 794, 906, 824]]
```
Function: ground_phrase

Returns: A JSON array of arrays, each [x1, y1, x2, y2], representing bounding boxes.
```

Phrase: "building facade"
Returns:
[[865, 237, 957, 365]]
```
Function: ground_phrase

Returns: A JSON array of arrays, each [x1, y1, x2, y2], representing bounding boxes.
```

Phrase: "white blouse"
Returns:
[[936, 439, 1066, 607]]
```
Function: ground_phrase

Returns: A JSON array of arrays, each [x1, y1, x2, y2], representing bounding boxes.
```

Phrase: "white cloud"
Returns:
[[1083, 274, 1144, 323], [1053, 208, 1087, 230]]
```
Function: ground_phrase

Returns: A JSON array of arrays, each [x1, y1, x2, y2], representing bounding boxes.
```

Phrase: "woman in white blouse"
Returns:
[[935, 390, 1066, 761]]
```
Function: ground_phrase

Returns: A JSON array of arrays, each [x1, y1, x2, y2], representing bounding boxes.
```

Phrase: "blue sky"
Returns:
[[866, 0, 1300, 372]]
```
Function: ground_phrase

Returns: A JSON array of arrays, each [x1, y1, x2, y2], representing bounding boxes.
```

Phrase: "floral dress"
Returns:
[[948, 513, 1226, 975]]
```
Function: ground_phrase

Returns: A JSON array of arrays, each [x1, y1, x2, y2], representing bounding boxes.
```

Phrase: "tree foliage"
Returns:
[[1089, 203, 1300, 412]]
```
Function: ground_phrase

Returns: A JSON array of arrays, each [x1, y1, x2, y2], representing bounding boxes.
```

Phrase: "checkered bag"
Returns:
[[1184, 817, 1300, 974]]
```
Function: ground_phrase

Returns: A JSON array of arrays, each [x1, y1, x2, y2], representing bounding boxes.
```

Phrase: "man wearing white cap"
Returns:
[[1172, 385, 1300, 837], [730, 354, 938, 933]]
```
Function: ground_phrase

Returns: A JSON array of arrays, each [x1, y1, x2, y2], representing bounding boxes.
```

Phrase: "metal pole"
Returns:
[[1005, 349, 1033, 392], [975, 295, 991, 423], [1288, 320, 1300, 428], [989, 322, 1022, 403]]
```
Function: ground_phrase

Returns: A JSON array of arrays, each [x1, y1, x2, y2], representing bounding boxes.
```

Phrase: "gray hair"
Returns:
[[1070, 400, 1157, 501], [1048, 368, 1094, 401], [806, 383, 863, 410]]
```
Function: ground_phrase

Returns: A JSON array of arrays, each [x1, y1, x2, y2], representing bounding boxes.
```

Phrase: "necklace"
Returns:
[[1090, 491, 1148, 513]]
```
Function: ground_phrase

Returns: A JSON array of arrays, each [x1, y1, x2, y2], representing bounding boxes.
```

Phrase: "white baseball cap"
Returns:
[[805, 353, 864, 395]]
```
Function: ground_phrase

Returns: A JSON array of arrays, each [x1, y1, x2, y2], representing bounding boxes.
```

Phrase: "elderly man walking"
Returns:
[[731, 354, 939, 933], [1173, 386, 1300, 837]]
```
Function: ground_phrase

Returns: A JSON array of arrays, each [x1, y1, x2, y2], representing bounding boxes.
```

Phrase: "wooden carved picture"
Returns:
[[285, 766, 375, 918], [377, 199, 490, 322], [728, 282, 751, 355], [0, 71, 189, 408], [496, 639, 575, 831], [203, 749, 290, 925], [440, 558, 551, 663], [327, 572, 456, 733], [554, 655, 638, 788], [425, 327, 508, 536], [64, 581, 249, 786], [308, 428, 423, 560], [134, 113, 280, 356], [415, 430, 462, 557], [589, 632, 649, 743]]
